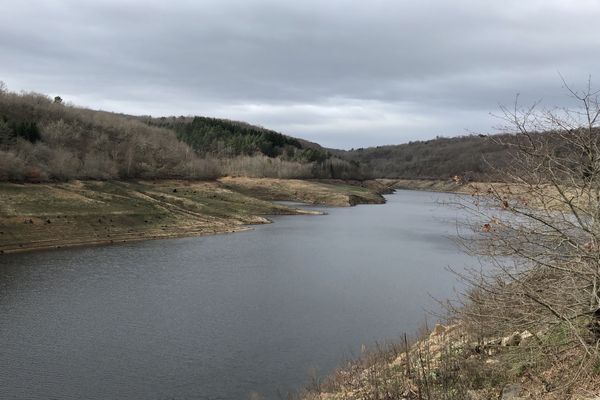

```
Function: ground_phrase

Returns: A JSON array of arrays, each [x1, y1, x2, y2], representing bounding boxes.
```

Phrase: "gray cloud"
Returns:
[[2, 0, 599, 148]]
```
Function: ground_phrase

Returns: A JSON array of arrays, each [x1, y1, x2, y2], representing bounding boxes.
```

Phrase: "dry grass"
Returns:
[[0, 179, 319, 253], [300, 321, 600, 400], [220, 177, 385, 207], [0, 178, 383, 254]]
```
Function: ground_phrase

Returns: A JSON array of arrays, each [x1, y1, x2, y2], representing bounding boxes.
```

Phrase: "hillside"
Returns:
[[2, 86, 572, 185], [146, 115, 321, 160], [334, 135, 510, 180], [0, 88, 360, 182]]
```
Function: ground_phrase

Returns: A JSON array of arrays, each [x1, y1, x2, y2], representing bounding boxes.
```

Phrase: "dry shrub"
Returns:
[[0, 150, 25, 180], [221, 155, 315, 179]]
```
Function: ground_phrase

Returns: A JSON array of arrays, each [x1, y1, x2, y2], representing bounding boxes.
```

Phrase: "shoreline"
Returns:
[[1, 177, 477, 256], [0, 224, 254, 255], [0, 177, 385, 255]]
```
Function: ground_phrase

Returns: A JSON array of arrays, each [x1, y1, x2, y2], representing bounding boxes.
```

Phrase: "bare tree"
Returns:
[[453, 78, 600, 361]]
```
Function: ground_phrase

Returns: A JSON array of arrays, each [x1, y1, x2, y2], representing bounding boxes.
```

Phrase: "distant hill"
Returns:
[[334, 135, 511, 180]]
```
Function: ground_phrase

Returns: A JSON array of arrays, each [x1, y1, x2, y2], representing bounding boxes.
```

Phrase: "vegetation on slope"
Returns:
[[2, 83, 570, 184], [221, 177, 385, 206], [335, 135, 510, 180], [0, 85, 360, 182], [151, 115, 303, 158], [0, 89, 214, 181]]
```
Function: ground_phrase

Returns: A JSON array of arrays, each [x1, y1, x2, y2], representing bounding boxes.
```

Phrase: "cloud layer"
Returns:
[[2, 0, 599, 148]]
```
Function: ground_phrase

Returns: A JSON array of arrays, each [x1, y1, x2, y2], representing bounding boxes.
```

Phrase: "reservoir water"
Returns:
[[0, 190, 474, 399]]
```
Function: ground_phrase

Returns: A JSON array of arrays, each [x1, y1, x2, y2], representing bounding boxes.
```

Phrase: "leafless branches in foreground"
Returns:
[[451, 78, 600, 367]]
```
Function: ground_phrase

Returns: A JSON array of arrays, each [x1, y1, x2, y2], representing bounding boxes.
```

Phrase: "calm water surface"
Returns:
[[0, 190, 473, 400]]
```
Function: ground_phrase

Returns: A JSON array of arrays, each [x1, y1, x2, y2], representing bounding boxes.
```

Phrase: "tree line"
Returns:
[[0, 85, 362, 182], [8, 83, 579, 184], [334, 134, 512, 181]]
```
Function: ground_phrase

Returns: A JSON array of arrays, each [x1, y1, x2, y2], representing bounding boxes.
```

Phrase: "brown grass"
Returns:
[[0, 178, 383, 254]]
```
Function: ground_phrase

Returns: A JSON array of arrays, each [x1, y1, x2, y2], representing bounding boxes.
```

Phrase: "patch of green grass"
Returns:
[[591, 357, 600, 376], [543, 322, 573, 348]]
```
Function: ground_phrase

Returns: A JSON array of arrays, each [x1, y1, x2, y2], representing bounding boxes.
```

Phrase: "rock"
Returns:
[[485, 337, 502, 346], [520, 330, 533, 339], [501, 331, 522, 346], [501, 383, 524, 399], [519, 330, 534, 346], [485, 358, 500, 364]]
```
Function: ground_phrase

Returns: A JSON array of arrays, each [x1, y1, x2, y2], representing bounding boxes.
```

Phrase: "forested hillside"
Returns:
[[0, 85, 537, 184], [335, 135, 510, 180], [148, 116, 315, 159], [0, 87, 359, 181]]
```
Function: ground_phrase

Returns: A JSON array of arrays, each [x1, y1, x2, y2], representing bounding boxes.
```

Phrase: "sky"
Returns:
[[2, 0, 600, 149]]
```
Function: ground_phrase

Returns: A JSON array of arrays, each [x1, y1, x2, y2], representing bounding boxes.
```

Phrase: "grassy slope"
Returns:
[[389, 178, 470, 193], [0, 178, 385, 253], [221, 177, 385, 206], [302, 322, 600, 400]]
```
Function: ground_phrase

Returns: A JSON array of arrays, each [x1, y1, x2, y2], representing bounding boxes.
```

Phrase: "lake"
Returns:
[[0, 190, 474, 400]]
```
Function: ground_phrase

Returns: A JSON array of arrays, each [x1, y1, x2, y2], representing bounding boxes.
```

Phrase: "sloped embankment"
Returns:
[[0, 178, 385, 254], [302, 322, 600, 400], [220, 177, 386, 207]]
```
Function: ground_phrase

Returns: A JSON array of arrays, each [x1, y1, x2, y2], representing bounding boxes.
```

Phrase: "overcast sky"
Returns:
[[2, 0, 600, 148]]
